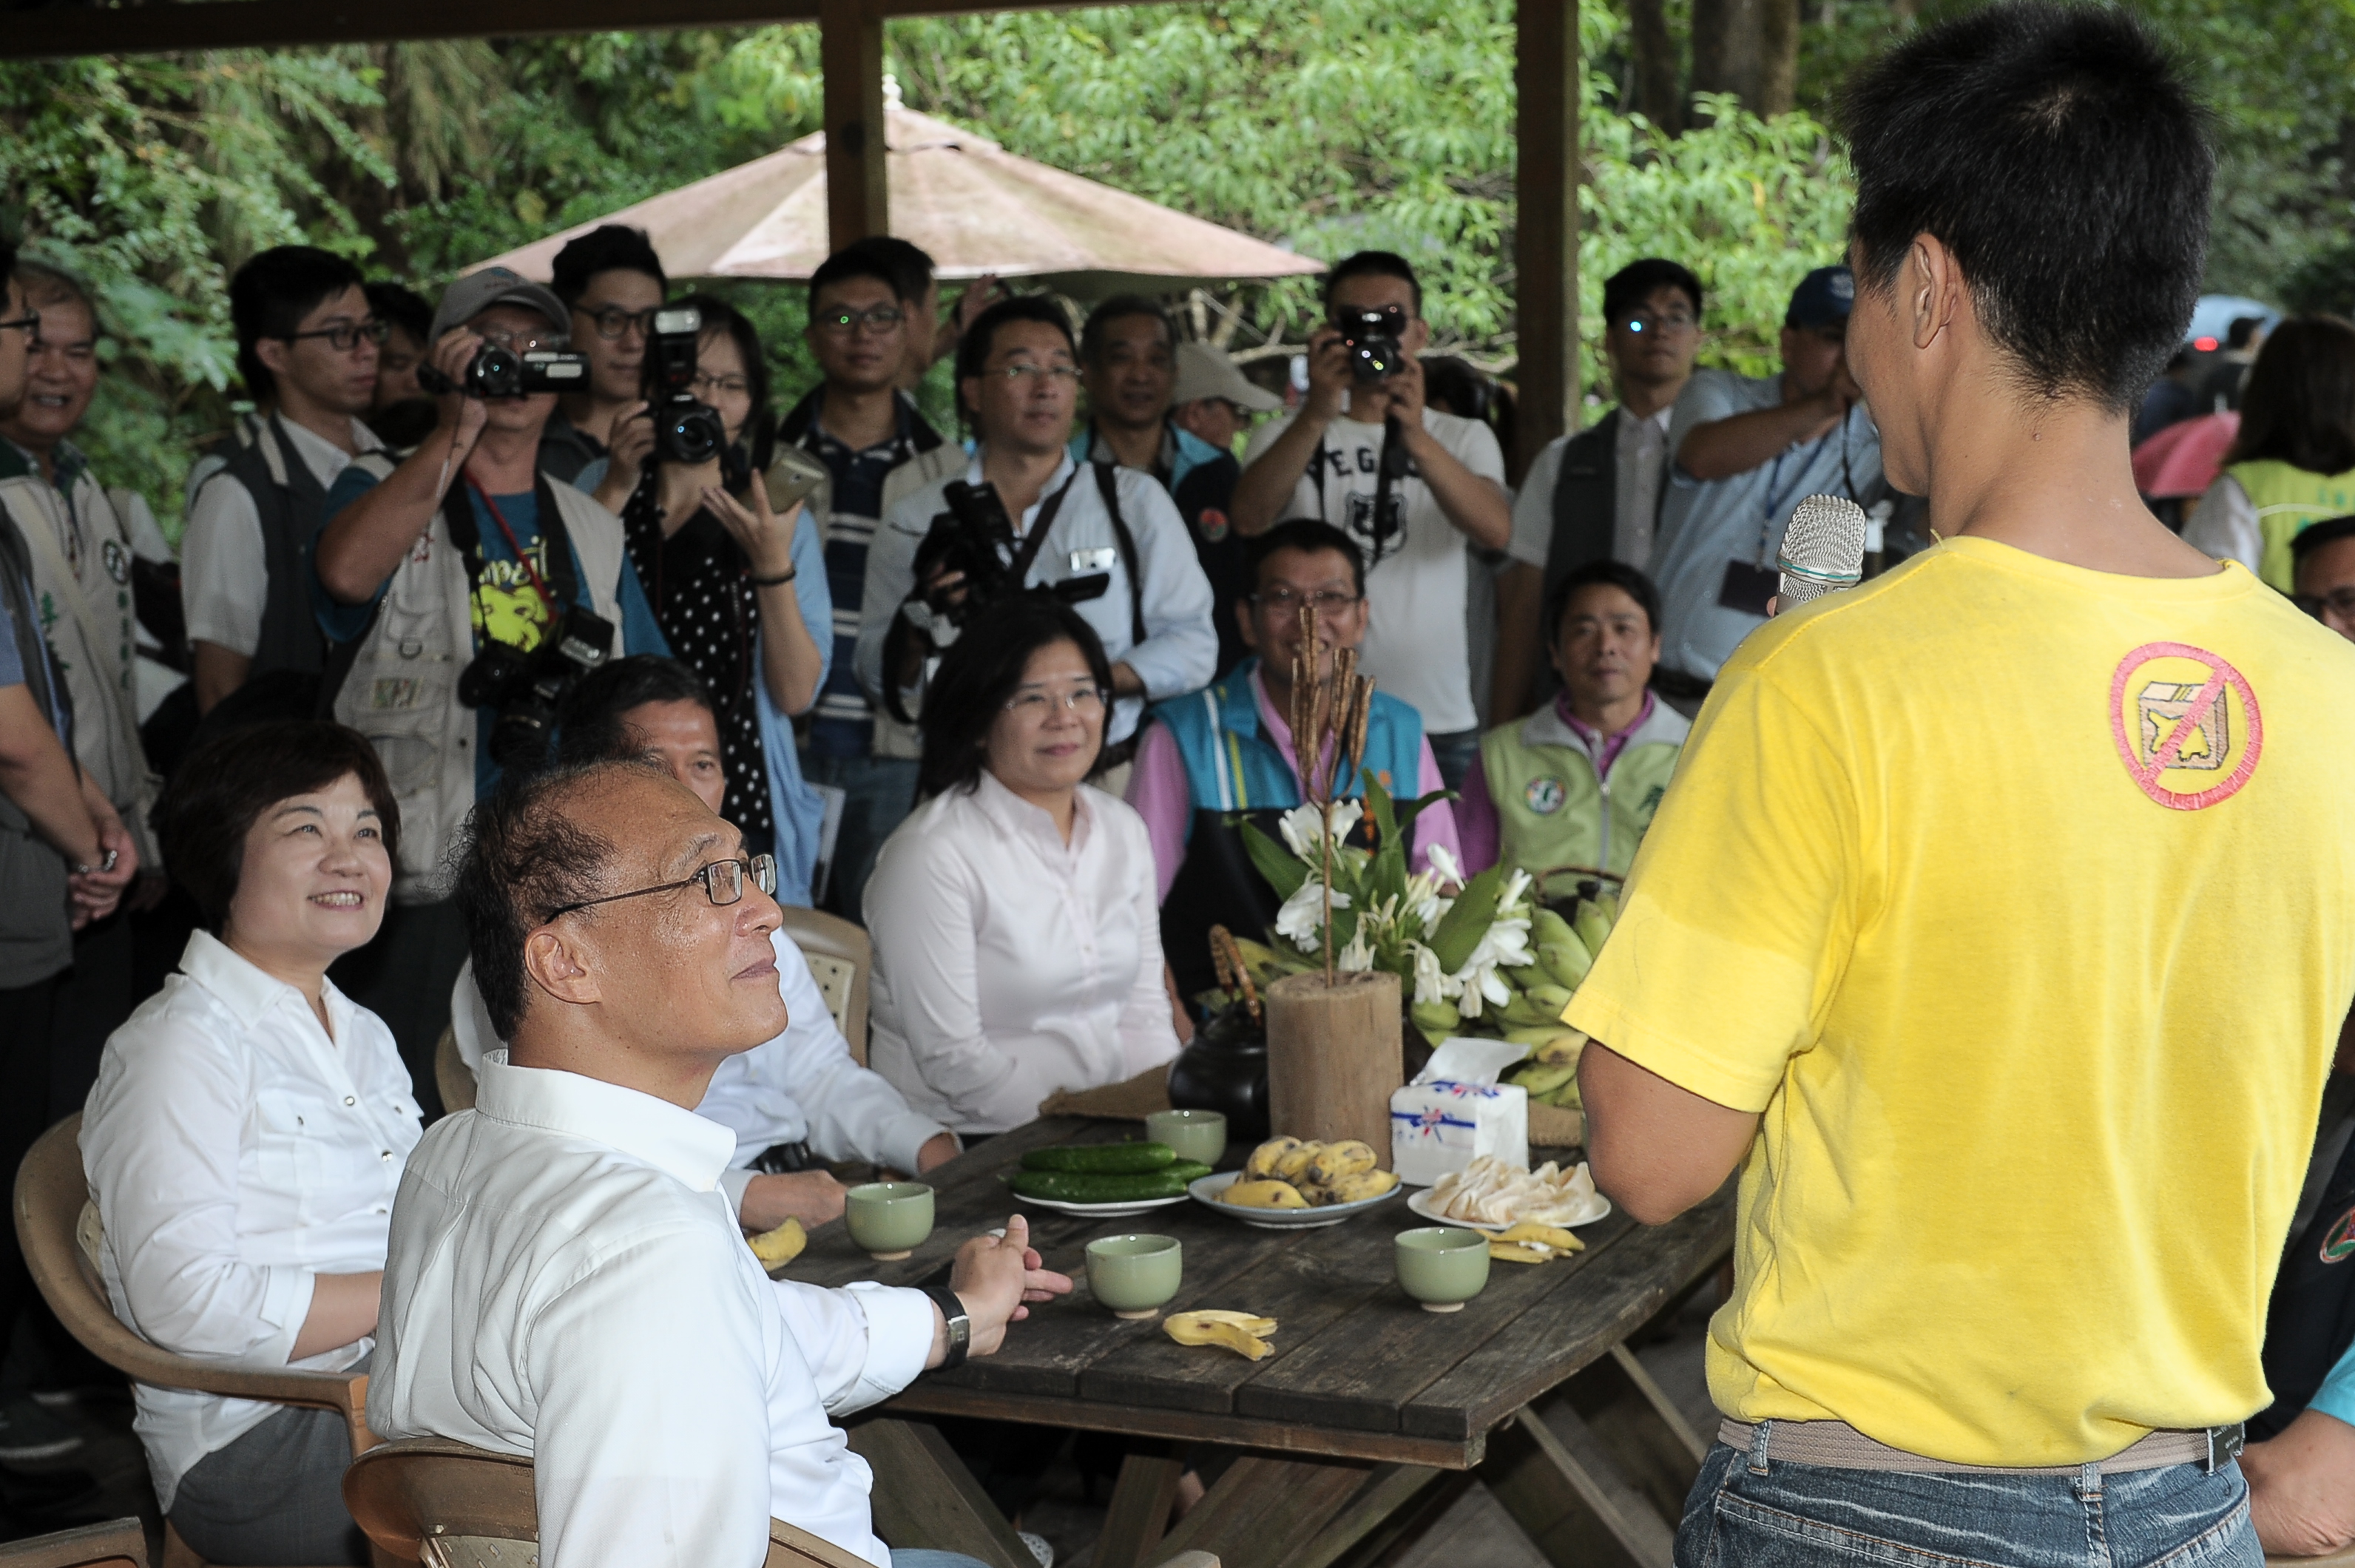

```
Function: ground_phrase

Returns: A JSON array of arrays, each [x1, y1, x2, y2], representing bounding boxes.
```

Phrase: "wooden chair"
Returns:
[[433, 1026, 476, 1114], [0, 1517, 146, 1567], [13, 1116, 379, 1568], [776, 907, 872, 1066]]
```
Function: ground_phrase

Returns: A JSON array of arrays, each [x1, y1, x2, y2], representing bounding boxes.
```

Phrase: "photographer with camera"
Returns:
[[855, 297, 1216, 784], [311, 267, 668, 1108], [1231, 251, 1510, 788], [570, 294, 829, 888]]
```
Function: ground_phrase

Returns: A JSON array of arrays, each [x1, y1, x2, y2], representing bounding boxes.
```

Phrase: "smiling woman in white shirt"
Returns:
[[866, 599, 1181, 1135], [82, 721, 422, 1567]]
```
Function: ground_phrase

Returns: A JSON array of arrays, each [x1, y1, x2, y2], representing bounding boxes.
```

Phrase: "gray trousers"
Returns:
[[169, 1354, 371, 1567]]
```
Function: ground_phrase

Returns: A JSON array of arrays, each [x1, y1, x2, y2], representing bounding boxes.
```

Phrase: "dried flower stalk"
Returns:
[[1283, 604, 1378, 985]]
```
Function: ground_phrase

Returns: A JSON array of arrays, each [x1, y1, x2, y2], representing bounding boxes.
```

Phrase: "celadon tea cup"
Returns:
[[845, 1181, 933, 1260], [1144, 1109, 1229, 1166], [1085, 1233, 1183, 1320], [1395, 1226, 1490, 1313]]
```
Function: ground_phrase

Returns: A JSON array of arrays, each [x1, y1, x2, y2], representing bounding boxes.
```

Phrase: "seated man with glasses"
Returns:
[[537, 224, 668, 484], [1125, 518, 1459, 998], [311, 267, 669, 1114], [374, 756, 1067, 1568], [2292, 516, 2355, 643], [1491, 259, 1702, 723]]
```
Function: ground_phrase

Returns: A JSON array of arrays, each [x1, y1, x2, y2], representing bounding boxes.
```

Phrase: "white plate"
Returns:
[[1405, 1186, 1612, 1232], [1188, 1169, 1405, 1229], [1014, 1192, 1192, 1220]]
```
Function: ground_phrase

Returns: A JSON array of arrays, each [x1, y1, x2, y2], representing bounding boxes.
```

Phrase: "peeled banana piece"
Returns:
[[1490, 1241, 1555, 1264], [747, 1216, 807, 1269], [1222, 1178, 1311, 1209], [1305, 1139, 1376, 1186], [1166, 1310, 1278, 1359], [1244, 1136, 1302, 1180], [1496, 1220, 1585, 1251]]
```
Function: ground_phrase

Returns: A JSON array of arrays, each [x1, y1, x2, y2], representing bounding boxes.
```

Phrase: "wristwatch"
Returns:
[[921, 1285, 971, 1371]]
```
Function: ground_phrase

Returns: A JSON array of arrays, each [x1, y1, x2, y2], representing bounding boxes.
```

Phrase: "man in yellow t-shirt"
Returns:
[[1568, 7, 2355, 1564]]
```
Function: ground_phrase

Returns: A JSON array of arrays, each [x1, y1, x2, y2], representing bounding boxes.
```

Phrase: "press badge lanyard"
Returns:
[[1756, 412, 1857, 567]]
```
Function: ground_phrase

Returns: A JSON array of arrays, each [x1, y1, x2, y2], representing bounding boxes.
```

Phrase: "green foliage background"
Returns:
[[0, 0, 2342, 535]]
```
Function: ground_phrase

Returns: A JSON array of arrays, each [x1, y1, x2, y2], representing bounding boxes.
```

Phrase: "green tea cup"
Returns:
[[1085, 1233, 1183, 1320], [1144, 1109, 1229, 1167], [1395, 1226, 1490, 1313], [845, 1181, 933, 1260]]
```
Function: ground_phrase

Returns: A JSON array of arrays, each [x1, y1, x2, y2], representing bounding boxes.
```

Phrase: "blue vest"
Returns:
[[1151, 660, 1426, 840]]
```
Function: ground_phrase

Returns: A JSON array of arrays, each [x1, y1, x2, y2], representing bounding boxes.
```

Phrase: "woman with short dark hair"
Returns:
[[865, 598, 1178, 1135], [82, 721, 422, 1567], [2188, 314, 2355, 588]]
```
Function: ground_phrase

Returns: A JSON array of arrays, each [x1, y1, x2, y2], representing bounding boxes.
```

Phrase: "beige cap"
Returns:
[[1171, 339, 1282, 413]]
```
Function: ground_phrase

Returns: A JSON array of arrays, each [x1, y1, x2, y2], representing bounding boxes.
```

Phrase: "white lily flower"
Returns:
[[1496, 867, 1533, 914], [1424, 842, 1464, 888], [1338, 928, 1375, 971], [1400, 871, 1444, 936], [1272, 879, 1349, 952], [1410, 942, 1459, 1004], [1277, 799, 1363, 858], [1483, 913, 1536, 970]]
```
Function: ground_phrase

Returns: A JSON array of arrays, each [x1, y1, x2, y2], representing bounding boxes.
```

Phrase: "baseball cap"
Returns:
[[432, 267, 572, 345], [1170, 340, 1282, 413], [1785, 265, 1856, 331]]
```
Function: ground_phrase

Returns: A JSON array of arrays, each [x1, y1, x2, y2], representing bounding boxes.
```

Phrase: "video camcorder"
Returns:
[[418, 343, 590, 399]]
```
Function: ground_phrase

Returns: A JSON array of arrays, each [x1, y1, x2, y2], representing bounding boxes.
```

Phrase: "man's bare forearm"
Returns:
[[0, 686, 101, 865], [1404, 427, 1512, 550], [315, 425, 465, 604], [1677, 393, 1843, 481], [191, 641, 251, 716], [1231, 412, 1329, 537]]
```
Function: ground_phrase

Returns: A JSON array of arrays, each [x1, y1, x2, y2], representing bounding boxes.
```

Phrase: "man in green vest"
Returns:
[[1458, 558, 1687, 883]]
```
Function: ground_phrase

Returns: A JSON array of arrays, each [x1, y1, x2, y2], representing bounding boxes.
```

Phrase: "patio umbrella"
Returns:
[[472, 101, 1324, 298], [2132, 411, 2240, 500]]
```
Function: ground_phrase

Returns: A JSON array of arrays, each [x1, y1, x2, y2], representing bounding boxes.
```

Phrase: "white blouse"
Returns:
[[865, 772, 1180, 1133], [81, 930, 423, 1510]]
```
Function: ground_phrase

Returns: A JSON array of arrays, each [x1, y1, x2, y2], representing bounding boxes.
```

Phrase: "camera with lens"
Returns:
[[1335, 306, 1407, 383], [645, 305, 728, 466], [419, 344, 591, 399], [457, 604, 615, 770], [910, 480, 1109, 632]]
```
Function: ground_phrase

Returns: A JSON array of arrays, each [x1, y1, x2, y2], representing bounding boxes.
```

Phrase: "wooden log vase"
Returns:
[[1264, 969, 1404, 1152]]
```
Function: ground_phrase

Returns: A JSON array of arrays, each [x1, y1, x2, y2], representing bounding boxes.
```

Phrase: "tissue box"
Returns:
[[1390, 1038, 1530, 1188]]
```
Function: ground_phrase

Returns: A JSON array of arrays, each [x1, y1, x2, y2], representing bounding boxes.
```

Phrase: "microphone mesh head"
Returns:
[[1777, 493, 1868, 608]]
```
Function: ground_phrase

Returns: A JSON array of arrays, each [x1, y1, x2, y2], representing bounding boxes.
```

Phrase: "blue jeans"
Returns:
[[891, 1552, 993, 1568], [1675, 1438, 2261, 1567]]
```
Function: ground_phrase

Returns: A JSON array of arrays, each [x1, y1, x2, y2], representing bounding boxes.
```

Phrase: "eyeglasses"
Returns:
[[993, 363, 1081, 385], [1254, 587, 1361, 615], [281, 317, 389, 354], [547, 853, 778, 919], [478, 327, 564, 354], [816, 305, 907, 336], [584, 305, 659, 341], [691, 372, 752, 399], [1003, 686, 1108, 717], [0, 309, 41, 339], [2294, 587, 2355, 622], [1617, 309, 1697, 335]]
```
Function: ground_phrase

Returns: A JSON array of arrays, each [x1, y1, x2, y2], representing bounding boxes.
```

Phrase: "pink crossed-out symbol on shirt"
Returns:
[[2107, 641, 2263, 811]]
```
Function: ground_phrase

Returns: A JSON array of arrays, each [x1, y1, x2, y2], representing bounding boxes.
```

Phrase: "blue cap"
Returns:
[[1785, 266, 1856, 331]]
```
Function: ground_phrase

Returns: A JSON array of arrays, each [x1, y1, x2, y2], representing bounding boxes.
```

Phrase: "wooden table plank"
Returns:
[[1147, 1455, 1375, 1568]]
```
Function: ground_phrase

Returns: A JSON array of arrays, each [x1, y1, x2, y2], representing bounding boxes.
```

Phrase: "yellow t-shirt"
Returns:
[[1565, 535, 2355, 1466]]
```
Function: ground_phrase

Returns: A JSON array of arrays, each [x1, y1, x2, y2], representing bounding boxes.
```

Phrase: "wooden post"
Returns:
[[1265, 970, 1402, 1153], [1514, 0, 1581, 485], [820, 0, 888, 249]]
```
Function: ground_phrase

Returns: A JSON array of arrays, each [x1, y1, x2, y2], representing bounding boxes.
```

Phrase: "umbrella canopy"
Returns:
[[2133, 410, 2240, 499], [473, 104, 1324, 299]]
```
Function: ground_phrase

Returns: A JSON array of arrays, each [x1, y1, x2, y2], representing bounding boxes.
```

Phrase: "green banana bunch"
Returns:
[[1538, 940, 1592, 991], [1499, 988, 1553, 1029], [1531, 908, 1578, 950], [1410, 998, 1462, 1037], [1573, 899, 1615, 960], [1510, 1061, 1576, 1097], [1524, 981, 1573, 1016]]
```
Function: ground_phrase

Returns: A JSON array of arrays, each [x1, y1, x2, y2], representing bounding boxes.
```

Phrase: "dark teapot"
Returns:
[[1167, 998, 1269, 1141]]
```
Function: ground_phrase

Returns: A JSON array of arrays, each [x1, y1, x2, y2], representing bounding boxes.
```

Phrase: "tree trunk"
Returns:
[[1627, 0, 1684, 135], [1756, 0, 1800, 115], [1691, 0, 1799, 117]]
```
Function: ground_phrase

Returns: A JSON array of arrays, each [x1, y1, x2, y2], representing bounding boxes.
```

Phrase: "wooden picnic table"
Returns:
[[787, 1116, 1733, 1568]]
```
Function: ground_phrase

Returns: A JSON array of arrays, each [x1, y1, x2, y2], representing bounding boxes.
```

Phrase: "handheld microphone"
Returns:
[[1777, 494, 1869, 609]]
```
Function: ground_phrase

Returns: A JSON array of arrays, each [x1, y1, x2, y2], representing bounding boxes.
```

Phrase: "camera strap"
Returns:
[[1092, 462, 1148, 646], [443, 473, 585, 636], [1004, 460, 1087, 584]]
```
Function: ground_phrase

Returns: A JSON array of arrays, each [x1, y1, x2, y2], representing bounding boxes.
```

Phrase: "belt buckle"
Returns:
[[2204, 1424, 2245, 1473]]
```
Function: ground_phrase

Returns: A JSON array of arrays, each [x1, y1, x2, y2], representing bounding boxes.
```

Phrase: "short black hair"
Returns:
[[557, 655, 717, 768], [1419, 355, 1496, 424], [550, 225, 667, 309], [809, 246, 911, 308], [2291, 516, 2355, 564], [917, 597, 1115, 799], [156, 720, 400, 933], [365, 281, 433, 345], [2227, 315, 2267, 351], [1602, 259, 1703, 325], [841, 236, 936, 305], [454, 759, 650, 1040], [1081, 295, 1176, 367], [955, 296, 1077, 382], [1246, 518, 1365, 600], [1547, 560, 1663, 641], [1842, 2, 2213, 412], [229, 246, 368, 402], [1323, 251, 1422, 317], [675, 292, 774, 467], [2225, 316, 2355, 475]]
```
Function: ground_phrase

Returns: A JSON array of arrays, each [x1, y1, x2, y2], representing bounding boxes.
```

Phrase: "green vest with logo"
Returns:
[[2226, 459, 2355, 591], [1478, 698, 1689, 883]]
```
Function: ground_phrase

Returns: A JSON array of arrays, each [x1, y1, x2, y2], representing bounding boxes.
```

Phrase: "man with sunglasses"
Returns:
[[183, 246, 388, 714], [538, 225, 669, 485], [1231, 251, 1510, 790], [312, 267, 669, 1113]]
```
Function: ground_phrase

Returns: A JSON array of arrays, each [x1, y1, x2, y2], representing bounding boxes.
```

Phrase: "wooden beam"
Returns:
[[820, 0, 888, 249], [1513, 0, 1580, 484]]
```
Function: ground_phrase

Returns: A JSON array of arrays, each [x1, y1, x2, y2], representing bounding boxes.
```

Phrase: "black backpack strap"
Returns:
[[1094, 462, 1148, 646]]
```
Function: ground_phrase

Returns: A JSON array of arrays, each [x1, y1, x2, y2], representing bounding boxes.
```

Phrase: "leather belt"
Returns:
[[1717, 1418, 2246, 1476]]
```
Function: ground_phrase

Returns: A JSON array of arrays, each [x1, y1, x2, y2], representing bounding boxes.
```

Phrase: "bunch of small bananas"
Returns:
[[1221, 1137, 1401, 1209], [1166, 1309, 1280, 1360]]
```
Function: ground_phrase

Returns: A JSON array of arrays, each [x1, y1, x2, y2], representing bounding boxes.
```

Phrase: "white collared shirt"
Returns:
[[372, 1055, 937, 1568], [865, 774, 1180, 1134], [80, 930, 422, 1510], [182, 416, 383, 656], [854, 450, 1218, 743], [447, 930, 951, 1206]]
